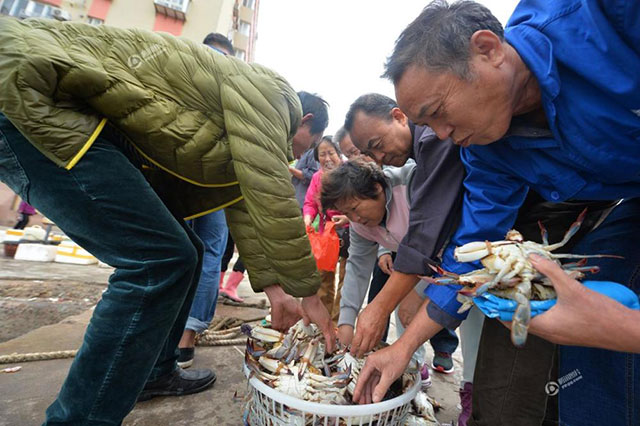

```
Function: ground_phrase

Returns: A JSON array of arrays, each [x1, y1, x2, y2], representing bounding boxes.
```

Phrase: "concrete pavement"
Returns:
[[0, 253, 463, 425]]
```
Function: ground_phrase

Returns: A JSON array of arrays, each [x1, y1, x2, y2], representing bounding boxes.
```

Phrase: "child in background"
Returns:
[[304, 136, 349, 323]]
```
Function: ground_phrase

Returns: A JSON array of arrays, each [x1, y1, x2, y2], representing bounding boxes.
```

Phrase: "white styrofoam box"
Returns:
[[55, 241, 97, 265], [14, 243, 58, 262]]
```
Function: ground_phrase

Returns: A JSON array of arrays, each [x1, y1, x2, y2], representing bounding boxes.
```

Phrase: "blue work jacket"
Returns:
[[426, 0, 640, 326]]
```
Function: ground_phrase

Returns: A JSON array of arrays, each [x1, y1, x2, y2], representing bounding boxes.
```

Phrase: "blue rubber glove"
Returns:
[[473, 281, 640, 321]]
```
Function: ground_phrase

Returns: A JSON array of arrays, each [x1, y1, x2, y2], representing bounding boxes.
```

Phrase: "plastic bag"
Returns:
[[306, 221, 340, 272]]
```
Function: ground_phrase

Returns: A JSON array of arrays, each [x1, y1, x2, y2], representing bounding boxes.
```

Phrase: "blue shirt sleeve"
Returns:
[[425, 146, 529, 326]]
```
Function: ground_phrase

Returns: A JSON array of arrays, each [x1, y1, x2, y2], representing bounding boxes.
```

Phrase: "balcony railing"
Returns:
[[154, 0, 189, 21]]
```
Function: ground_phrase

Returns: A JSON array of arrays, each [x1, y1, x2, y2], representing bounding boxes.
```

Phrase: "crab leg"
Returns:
[[538, 220, 549, 246], [544, 208, 587, 251]]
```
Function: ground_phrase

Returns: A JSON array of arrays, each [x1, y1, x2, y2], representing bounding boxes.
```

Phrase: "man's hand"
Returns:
[[351, 300, 389, 358], [338, 324, 354, 346], [301, 294, 337, 353], [331, 215, 349, 228], [352, 342, 413, 404], [378, 254, 394, 275], [264, 284, 304, 332], [502, 254, 608, 346]]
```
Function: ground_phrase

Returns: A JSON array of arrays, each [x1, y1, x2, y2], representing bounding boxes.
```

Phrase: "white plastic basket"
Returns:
[[244, 366, 420, 426]]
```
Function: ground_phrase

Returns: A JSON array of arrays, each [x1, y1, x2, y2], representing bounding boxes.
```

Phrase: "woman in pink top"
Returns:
[[303, 137, 349, 323]]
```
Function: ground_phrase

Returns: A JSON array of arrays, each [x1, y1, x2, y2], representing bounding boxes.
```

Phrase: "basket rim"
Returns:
[[244, 365, 420, 417]]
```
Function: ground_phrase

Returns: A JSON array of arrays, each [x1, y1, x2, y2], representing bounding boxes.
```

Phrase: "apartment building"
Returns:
[[0, 0, 260, 61]]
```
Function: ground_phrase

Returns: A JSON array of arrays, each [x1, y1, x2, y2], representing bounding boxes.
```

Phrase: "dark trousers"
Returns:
[[470, 198, 640, 426], [368, 262, 391, 342], [13, 213, 30, 229], [0, 113, 204, 425], [221, 230, 245, 273]]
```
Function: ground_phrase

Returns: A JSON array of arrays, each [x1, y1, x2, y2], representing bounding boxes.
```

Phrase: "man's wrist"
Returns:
[[394, 335, 418, 363], [264, 284, 284, 301], [374, 272, 419, 314]]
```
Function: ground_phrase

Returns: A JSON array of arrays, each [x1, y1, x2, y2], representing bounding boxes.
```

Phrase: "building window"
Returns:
[[238, 20, 251, 36], [24, 0, 49, 17], [87, 16, 103, 25], [235, 49, 246, 61], [1, 0, 29, 16], [157, 0, 188, 12], [242, 0, 254, 9]]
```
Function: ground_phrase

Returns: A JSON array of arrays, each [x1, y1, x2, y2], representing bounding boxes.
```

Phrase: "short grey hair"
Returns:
[[382, 0, 504, 83], [333, 127, 349, 146]]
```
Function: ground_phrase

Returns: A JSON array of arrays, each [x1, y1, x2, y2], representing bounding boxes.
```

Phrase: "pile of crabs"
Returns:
[[243, 320, 440, 425]]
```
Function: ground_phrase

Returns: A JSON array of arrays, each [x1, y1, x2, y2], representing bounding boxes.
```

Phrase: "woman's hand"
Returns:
[[378, 253, 394, 275], [338, 324, 354, 346], [304, 215, 313, 227], [331, 215, 349, 228]]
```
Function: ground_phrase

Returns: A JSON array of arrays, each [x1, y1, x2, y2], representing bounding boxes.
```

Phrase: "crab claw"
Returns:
[[511, 295, 531, 347], [429, 264, 460, 278], [297, 338, 319, 380], [454, 241, 492, 263], [245, 340, 266, 359]]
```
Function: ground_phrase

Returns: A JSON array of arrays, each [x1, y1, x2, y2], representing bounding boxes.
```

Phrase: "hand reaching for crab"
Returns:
[[352, 343, 412, 404], [264, 284, 304, 331], [264, 285, 337, 353], [301, 294, 337, 353], [351, 300, 389, 358], [338, 324, 354, 346]]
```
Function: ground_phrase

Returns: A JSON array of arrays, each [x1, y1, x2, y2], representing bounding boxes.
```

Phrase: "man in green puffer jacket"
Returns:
[[0, 17, 334, 424]]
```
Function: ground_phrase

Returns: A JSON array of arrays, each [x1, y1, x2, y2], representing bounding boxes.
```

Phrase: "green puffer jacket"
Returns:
[[0, 17, 320, 297]]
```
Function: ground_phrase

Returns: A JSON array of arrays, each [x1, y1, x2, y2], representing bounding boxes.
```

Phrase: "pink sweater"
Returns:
[[303, 169, 343, 232]]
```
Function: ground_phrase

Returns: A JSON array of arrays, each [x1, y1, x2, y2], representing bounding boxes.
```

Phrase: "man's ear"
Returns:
[[470, 30, 505, 67], [391, 107, 408, 126], [300, 113, 314, 126]]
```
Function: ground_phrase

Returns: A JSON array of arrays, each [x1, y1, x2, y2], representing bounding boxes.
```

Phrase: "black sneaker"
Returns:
[[137, 367, 216, 402], [432, 351, 455, 374], [177, 347, 194, 369]]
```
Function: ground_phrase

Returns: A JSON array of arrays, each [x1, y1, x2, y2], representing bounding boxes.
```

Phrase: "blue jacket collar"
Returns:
[[505, 25, 561, 133]]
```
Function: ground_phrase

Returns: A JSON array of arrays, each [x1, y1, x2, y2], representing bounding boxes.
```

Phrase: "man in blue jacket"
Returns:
[[354, 2, 640, 425]]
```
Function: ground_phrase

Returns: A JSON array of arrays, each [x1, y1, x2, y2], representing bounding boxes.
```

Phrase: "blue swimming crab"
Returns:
[[432, 209, 620, 346]]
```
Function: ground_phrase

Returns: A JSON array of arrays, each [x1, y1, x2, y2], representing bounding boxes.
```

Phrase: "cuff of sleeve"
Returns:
[[426, 302, 463, 330], [377, 248, 392, 259], [338, 307, 358, 327], [277, 271, 322, 297], [424, 284, 468, 328], [394, 244, 430, 275]]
